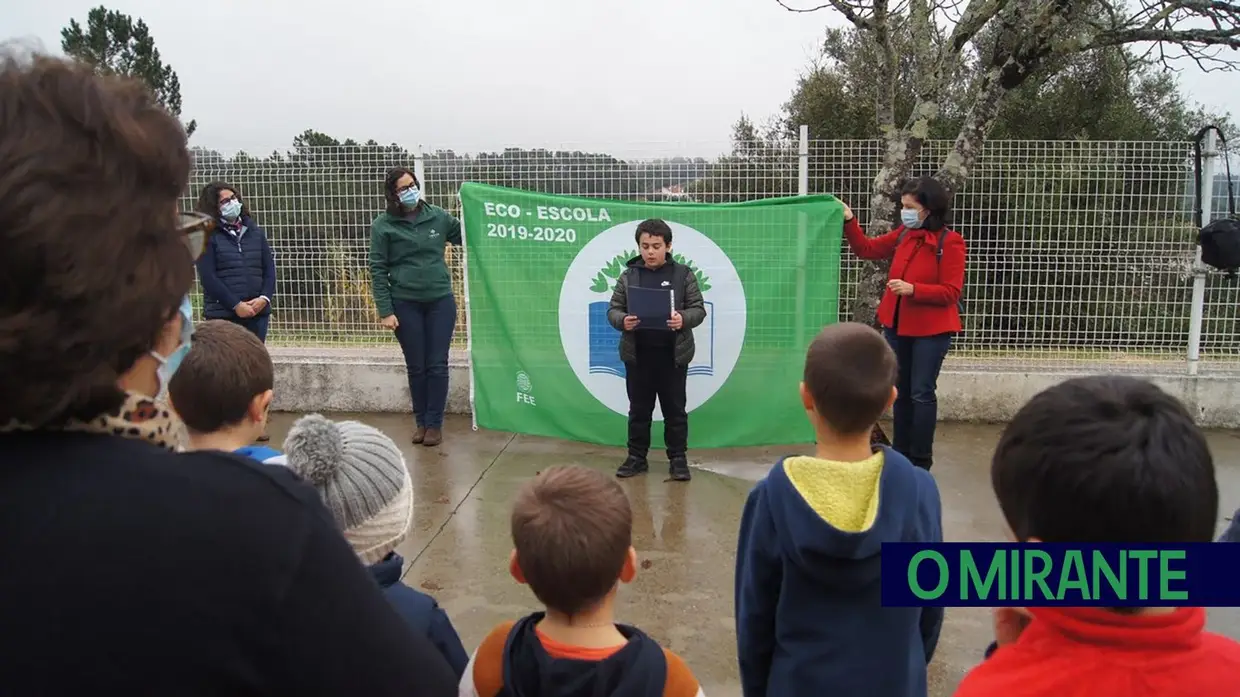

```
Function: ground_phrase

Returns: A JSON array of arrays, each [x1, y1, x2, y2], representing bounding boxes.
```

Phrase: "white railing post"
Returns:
[[414, 144, 427, 198], [795, 125, 810, 345], [798, 125, 809, 196], [1188, 130, 1216, 376]]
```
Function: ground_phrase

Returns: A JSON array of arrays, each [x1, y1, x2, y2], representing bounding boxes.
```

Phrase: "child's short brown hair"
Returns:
[[803, 322, 898, 435], [169, 320, 273, 434], [511, 465, 632, 616]]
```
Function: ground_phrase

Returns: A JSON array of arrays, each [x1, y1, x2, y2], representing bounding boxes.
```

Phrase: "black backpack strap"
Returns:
[[936, 228, 950, 262]]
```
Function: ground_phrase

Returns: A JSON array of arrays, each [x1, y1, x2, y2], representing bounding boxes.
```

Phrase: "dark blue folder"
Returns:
[[628, 285, 674, 331]]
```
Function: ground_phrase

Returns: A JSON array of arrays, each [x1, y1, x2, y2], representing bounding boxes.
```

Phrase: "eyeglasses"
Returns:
[[179, 212, 216, 261]]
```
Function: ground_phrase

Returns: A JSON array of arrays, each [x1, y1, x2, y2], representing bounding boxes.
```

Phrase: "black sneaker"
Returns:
[[616, 456, 648, 478], [669, 457, 691, 482]]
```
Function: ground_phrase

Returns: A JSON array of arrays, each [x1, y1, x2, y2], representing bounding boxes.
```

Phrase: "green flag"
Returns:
[[460, 183, 844, 449]]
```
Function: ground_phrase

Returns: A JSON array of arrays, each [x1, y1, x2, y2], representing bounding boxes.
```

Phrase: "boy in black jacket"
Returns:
[[606, 219, 707, 482]]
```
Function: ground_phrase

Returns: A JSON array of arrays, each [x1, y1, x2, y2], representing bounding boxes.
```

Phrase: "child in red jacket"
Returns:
[[954, 376, 1240, 697]]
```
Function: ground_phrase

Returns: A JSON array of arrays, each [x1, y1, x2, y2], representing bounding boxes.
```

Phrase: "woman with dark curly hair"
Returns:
[[195, 181, 276, 342], [369, 167, 463, 447], [0, 52, 456, 697]]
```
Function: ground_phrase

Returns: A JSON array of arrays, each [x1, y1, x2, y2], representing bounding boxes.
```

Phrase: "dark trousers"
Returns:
[[226, 314, 270, 343], [625, 344, 688, 461], [884, 329, 952, 470], [393, 295, 457, 429]]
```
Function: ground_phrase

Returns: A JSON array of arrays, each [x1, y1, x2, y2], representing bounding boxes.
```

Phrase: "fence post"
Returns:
[[795, 125, 810, 347], [798, 125, 809, 196], [1187, 129, 1216, 376], [414, 145, 427, 199]]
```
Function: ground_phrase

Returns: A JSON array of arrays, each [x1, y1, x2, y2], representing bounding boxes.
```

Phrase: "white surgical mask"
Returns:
[[900, 208, 923, 229], [398, 186, 421, 208], [220, 199, 242, 221], [150, 295, 194, 400]]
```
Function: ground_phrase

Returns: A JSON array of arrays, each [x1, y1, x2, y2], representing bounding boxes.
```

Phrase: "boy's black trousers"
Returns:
[[625, 343, 689, 461]]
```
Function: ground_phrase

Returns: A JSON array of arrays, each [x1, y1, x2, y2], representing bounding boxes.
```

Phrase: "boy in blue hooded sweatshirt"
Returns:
[[734, 322, 944, 697]]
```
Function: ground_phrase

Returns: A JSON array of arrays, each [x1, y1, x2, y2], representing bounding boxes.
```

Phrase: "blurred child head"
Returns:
[[283, 414, 412, 563], [509, 465, 637, 618], [992, 376, 1217, 544], [168, 319, 273, 445], [800, 322, 898, 439]]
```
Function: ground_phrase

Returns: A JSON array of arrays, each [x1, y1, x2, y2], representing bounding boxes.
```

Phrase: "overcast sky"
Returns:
[[6, 0, 1238, 159]]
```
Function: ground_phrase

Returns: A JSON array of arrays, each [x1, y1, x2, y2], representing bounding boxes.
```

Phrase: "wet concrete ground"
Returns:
[[266, 414, 1240, 697]]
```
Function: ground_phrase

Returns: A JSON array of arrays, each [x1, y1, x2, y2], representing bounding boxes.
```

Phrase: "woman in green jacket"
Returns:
[[369, 168, 462, 447]]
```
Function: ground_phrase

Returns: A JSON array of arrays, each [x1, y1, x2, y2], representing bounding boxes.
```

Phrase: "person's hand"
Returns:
[[993, 607, 1032, 647], [841, 202, 854, 221], [234, 302, 255, 318], [667, 310, 683, 330], [888, 279, 914, 296], [623, 315, 640, 331], [249, 297, 268, 312], [381, 315, 399, 330]]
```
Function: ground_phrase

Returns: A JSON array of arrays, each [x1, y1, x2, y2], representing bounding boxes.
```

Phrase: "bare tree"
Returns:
[[778, 0, 1240, 325]]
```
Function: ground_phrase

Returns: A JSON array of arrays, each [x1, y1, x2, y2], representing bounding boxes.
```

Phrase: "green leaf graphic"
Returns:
[[591, 251, 638, 293]]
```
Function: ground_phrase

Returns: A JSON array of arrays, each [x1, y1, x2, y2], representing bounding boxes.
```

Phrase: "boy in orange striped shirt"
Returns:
[[460, 465, 704, 697]]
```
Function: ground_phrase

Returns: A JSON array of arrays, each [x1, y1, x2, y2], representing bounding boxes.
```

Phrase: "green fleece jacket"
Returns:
[[368, 204, 462, 317]]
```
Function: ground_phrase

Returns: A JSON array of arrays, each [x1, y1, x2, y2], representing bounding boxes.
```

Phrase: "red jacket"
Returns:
[[843, 217, 965, 337], [954, 607, 1240, 697]]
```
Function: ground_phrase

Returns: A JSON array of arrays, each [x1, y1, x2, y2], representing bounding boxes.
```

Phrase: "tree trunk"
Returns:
[[936, 66, 1013, 193], [852, 104, 938, 326]]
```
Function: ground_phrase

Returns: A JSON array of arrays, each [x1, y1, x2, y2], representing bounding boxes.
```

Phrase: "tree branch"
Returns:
[[872, 0, 898, 131], [774, 0, 874, 29], [1084, 0, 1240, 71], [946, 0, 1010, 53]]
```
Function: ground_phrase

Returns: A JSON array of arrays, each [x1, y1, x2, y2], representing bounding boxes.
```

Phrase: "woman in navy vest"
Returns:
[[195, 181, 276, 342]]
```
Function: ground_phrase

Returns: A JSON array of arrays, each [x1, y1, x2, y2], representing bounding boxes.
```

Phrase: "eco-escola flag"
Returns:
[[460, 182, 844, 448]]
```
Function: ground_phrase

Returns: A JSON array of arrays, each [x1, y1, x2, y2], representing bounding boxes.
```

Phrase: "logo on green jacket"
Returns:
[[557, 221, 747, 419]]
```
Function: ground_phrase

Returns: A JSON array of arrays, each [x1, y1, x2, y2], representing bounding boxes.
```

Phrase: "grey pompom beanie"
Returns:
[[283, 414, 413, 564]]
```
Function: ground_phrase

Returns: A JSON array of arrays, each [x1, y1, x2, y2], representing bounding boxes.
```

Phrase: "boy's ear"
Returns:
[[885, 385, 898, 412], [799, 382, 815, 412], [249, 389, 274, 424], [620, 546, 637, 584], [508, 549, 527, 585]]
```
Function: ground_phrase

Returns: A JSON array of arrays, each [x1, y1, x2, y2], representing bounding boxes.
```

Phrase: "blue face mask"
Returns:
[[220, 199, 242, 221], [398, 186, 421, 208], [150, 295, 194, 400], [900, 208, 923, 229]]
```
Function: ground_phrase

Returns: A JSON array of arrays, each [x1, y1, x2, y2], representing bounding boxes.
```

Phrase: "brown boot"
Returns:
[[412, 426, 427, 444], [422, 427, 442, 447]]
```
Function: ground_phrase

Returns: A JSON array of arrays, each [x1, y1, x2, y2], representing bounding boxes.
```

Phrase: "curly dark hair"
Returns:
[[383, 167, 420, 216], [196, 180, 251, 221], [0, 51, 193, 427]]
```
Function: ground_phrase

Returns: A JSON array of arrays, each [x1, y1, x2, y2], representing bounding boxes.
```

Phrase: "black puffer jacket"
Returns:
[[605, 256, 707, 366]]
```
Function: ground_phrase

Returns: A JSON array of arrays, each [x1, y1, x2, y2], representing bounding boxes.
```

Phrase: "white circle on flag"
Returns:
[[558, 220, 747, 419]]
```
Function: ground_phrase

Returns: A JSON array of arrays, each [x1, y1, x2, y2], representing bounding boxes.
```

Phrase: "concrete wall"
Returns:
[[271, 348, 1240, 428]]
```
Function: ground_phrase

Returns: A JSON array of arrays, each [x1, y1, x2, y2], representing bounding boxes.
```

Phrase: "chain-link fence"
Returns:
[[185, 137, 1240, 373]]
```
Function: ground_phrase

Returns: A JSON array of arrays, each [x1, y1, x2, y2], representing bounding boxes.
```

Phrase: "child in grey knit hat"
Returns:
[[283, 414, 469, 678]]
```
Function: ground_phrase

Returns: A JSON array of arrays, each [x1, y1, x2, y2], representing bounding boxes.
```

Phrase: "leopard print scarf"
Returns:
[[0, 392, 187, 452]]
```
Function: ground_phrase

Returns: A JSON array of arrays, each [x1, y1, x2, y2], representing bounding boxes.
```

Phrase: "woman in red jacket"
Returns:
[[842, 176, 966, 470]]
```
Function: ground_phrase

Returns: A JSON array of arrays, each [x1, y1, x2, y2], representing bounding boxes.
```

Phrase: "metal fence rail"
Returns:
[[184, 135, 1240, 373]]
